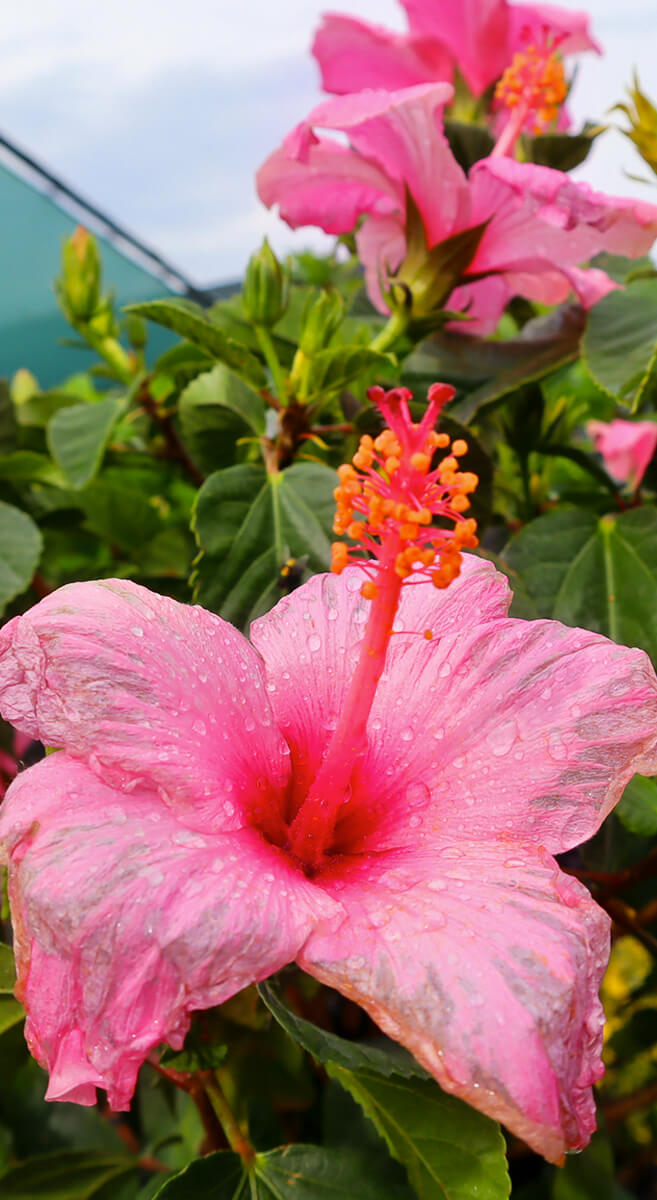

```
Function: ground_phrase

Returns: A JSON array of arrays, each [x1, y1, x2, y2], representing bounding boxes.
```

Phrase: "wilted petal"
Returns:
[[0, 755, 339, 1109], [477, 158, 657, 260], [299, 841, 608, 1163], [0, 579, 291, 830], [313, 13, 453, 94]]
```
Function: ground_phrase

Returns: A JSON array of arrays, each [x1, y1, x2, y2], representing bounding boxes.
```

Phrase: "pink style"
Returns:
[[1, 388, 657, 1165], [313, 0, 601, 100], [588, 418, 657, 492], [257, 85, 657, 332]]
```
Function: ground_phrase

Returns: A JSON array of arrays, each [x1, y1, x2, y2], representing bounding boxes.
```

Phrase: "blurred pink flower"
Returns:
[[1, 557, 657, 1159], [313, 1, 601, 100], [588, 418, 657, 491], [257, 85, 657, 332]]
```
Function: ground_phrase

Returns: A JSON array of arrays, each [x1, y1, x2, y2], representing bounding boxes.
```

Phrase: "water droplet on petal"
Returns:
[[400, 727, 413, 742], [308, 634, 321, 652], [131, 626, 144, 637], [192, 719, 207, 736]]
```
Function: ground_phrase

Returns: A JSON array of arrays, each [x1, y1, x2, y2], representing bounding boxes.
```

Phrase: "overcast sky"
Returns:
[[1, 0, 656, 287]]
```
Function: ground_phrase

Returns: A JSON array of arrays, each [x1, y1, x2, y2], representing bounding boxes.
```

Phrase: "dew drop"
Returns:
[[308, 633, 321, 652], [327, 607, 339, 622], [400, 727, 414, 742], [192, 719, 207, 736], [131, 626, 144, 638]]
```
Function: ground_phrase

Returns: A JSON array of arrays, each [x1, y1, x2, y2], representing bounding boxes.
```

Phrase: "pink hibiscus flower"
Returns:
[[588, 418, 657, 492], [313, 0, 601, 100], [1, 385, 657, 1165], [257, 85, 657, 333]]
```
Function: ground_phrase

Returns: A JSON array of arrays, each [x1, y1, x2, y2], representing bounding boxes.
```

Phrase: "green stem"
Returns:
[[369, 308, 411, 355], [201, 1071, 255, 1163], [81, 328, 134, 384], [255, 325, 288, 404]]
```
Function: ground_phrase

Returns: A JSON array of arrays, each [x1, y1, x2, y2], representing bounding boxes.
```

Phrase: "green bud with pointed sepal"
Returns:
[[242, 239, 289, 327], [57, 226, 102, 322]]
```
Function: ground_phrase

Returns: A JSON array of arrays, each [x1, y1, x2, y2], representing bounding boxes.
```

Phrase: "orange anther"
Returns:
[[450, 494, 471, 513], [410, 452, 431, 473], [347, 522, 362, 540], [423, 629, 433, 640], [361, 580, 379, 600], [435, 433, 450, 449], [399, 523, 418, 540], [452, 439, 468, 457], [385, 456, 401, 475]]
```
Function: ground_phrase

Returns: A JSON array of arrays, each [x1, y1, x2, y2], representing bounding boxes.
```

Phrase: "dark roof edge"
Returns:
[[0, 131, 212, 305]]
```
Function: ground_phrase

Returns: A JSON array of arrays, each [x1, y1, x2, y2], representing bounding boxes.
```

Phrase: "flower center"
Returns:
[[492, 40, 568, 156], [286, 383, 479, 873]]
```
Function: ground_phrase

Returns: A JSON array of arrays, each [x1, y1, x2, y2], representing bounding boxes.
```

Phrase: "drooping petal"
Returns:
[[250, 556, 510, 815], [401, 0, 510, 94], [312, 13, 453, 95], [298, 841, 608, 1163], [0, 579, 291, 831], [304, 85, 464, 249], [257, 134, 398, 237], [0, 754, 340, 1108]]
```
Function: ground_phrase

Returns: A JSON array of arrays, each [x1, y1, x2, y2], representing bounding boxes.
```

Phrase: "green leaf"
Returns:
[[406, 306, 585, 421], [0, 1151, 139, 1199], [503, 507, 657, 662], [443, 122, 494, 172], [616, 773, 657, 835], [0, 942, 16, 993], [0, 994, 23, 1036], [0, 501, 42, 614], [154, 1146, 412, 1199], [0, 379, 17, 453], [192, 462, 335, 626], [298, 345, 394, 404], [552, 1131, 614, 1200], [582, 278, 657, 411], [258, 979, 427, 1079], [180, 364, 266, 436], [47, 396, 125, 488], [126, 300, 266, 387], [329, 1066, 510, 1200], [529, 128, 599, 172], [0, 452, 67, 486], [81, 481, 162, 554]]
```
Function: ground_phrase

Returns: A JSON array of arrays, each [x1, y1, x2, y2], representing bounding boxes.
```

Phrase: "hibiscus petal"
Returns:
[[312, 13, 453, 95], [298, 841, 608, 1163], [0, 579, 291, 830], [365, 612, 657, 853], [301, 85, 465, 249], [401, 0, 510, 94], [257, 136, 398, 236], [476, 159, 657, 261], [509, 4, 603, 57], [250, 556, 510, 813], [0, 754, 340, 1109]]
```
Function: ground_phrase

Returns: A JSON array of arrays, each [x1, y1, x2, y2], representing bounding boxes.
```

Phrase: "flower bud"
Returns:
[[59, 226, 101, 321], [242, 239, 289, 327], [298, 289, 344, 356]]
